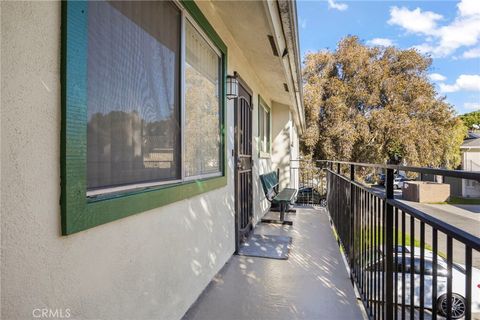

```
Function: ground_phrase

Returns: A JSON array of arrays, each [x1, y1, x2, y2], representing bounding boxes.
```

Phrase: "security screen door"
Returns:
[[234, 81, 253, 252]]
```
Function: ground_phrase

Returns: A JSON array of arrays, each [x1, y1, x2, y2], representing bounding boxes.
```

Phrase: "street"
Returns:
[[370, 186, 480, 268]]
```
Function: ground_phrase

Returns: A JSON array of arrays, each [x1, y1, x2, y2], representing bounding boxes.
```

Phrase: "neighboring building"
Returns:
[[460, 133, 480, 198], [1, 1, 304, 319]]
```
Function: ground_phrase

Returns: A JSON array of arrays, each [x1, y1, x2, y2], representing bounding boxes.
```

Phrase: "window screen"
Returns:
[[184, 20, 222, 177], [87, 1, 181, 190]]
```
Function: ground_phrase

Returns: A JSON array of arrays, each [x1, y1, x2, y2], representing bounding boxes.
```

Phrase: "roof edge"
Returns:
[[266, 0, 305, 134]]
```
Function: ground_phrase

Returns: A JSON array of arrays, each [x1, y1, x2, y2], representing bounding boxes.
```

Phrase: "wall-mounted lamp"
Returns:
[[226, 74, 239, 100]]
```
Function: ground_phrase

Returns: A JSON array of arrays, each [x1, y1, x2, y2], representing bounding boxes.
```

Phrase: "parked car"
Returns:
[[378, 174, 408, 189], [393, 176, 409, 189], [296, 187, 326, 206], [378, 174, 386, 186], [363, 246, 480, 319]]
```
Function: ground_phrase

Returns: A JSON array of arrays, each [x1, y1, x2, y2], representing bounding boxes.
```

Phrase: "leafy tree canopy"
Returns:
[[460, 111, 480, 130], [301, 36, 466, 168]]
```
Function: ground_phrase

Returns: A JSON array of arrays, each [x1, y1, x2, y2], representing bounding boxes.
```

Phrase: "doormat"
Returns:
[[237, 234, 292, 260]]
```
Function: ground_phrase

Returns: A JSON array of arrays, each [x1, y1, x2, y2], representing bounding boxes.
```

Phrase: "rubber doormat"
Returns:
[[237, 234, 292, 260]]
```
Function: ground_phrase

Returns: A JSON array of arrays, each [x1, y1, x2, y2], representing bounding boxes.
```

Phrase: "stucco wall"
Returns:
[[271, 102, 292, 190], [1, 1, 280, 319]]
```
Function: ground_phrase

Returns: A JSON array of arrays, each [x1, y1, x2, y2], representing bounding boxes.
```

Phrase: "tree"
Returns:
[[460, 111, 480, 130], [301, 36, 466, 168]]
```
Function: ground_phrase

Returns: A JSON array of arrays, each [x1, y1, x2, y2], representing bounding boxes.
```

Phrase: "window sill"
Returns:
[[65, 175, 227, 234]]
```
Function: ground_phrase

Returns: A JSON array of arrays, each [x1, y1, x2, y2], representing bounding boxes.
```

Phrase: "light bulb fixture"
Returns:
[[226, 74, 239, 100]]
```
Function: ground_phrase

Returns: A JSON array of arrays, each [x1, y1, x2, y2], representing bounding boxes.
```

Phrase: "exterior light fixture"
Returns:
[[226, 74, 239, 99]]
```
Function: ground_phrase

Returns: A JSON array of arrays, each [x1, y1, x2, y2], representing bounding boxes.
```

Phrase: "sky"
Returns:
[[297, 0, 480, 115]]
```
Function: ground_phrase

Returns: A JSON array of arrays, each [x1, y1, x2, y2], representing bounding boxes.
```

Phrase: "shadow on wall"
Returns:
[[157, 72, 237, 289], [183, 190, 235, 281], [275, 124, 291, 189], [255, 155, 273, 221]]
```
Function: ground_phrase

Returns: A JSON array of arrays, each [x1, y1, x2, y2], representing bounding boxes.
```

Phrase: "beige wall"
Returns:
[[271, 102, 292, 190], [0, 1, 292, 319]]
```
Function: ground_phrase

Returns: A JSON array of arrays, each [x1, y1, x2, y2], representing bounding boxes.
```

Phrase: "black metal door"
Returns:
[[235, 82, 253, 252]]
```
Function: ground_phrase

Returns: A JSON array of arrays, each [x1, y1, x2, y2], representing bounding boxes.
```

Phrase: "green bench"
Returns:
[[259, 171, 297, 225]]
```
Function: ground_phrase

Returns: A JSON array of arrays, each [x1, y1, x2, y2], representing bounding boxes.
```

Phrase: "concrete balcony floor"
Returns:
[[183, 207, 366, 320]]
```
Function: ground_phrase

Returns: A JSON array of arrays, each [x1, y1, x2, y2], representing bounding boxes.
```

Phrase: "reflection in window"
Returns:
[[184, 21, 222, 177], [87, 1, 181, 190]]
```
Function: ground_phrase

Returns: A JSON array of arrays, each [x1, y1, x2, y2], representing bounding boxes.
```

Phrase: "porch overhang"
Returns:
[[207, 0, 305, 134]]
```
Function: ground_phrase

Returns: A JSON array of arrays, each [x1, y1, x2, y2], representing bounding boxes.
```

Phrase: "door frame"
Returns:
[[234, 72, 254, 253]]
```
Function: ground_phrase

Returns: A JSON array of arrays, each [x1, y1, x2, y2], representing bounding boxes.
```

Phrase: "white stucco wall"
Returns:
[[271, 102, 292, 190], [0, 1, 284, 319]]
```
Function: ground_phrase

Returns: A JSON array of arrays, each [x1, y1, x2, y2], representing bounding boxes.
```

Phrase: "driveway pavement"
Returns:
[[400, 201, 480, 268], [370, 186, 480, 268]]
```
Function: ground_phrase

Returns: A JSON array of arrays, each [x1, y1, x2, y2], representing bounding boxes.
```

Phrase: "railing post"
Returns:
[[337, 162, 341, 174], [349, 164, 355, 282], [385, 168, 394, 319]]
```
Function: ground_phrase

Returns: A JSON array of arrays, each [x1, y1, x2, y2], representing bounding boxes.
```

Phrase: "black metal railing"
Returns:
[[290, 160, 327, 206], [304, 160, 480, 320]]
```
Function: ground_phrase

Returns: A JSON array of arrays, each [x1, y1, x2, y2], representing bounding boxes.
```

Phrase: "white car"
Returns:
[[393, 177, 408, 189], [364, 246, 480, 319]]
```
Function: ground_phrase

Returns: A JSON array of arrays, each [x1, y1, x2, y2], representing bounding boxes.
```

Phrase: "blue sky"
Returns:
[[297, 0, 480, 115]]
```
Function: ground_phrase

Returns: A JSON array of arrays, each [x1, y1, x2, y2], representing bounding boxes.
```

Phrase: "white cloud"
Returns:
[[411, 43, 436, 55], [463, 47, 480, 58], [389, 0, 480, 57], [388, 6, 442, 35], [439, 74, 480, 93], [464, 102, 480, 111], [366, 38, 394, 47], [458, 0, 480, 17], [429, 73, 447, 82], [434, 15, 480, 56], [327, 0, 348, 11]]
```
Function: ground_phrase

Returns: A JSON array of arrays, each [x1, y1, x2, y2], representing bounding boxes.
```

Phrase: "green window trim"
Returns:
[[258, 95, 271, 158], [61, 0, 228, 235]]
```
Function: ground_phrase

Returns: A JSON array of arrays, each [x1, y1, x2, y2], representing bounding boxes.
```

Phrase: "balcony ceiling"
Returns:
[[211, 1, 292, 106]]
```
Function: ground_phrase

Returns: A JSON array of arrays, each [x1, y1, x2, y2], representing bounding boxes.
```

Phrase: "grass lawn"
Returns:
[[430, 196, 480, 205], [369, 228, 434, 251], [331, 224, 446, 258]]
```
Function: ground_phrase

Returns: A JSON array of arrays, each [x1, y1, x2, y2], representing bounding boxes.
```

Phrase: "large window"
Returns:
[[87, 1, 182, 193], [85, 1, 223, 195], [61, 0, 227, 234], [258, 96, 271, 156]]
